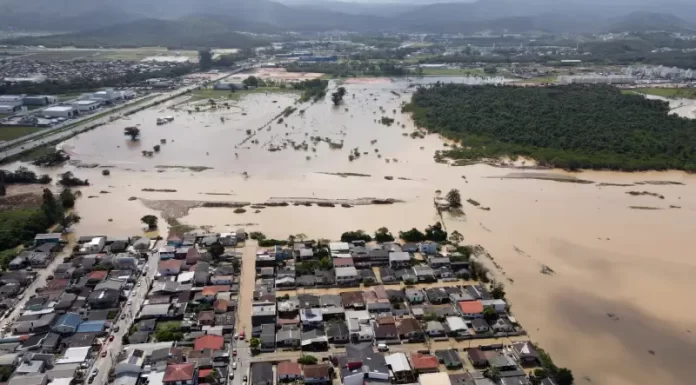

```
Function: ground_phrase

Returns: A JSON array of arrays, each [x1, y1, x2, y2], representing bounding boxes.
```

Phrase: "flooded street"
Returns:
[[5, 77, 696, 385]]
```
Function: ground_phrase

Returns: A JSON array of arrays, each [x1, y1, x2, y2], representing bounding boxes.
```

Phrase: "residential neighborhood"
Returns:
[[0, 228, 567, 385]]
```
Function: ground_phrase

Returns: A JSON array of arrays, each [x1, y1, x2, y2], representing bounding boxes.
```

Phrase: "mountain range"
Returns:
[[1, 0, 696, 48]]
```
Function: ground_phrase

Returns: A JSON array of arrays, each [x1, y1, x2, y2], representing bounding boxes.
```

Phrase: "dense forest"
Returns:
[[404, 84, 696, 171]]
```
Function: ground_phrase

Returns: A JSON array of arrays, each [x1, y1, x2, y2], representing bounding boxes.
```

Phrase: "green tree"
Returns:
[[374, 227, 395, 243], [483, 307, 498, 323], [208, 242, 225, 259], [124, 126, 140, 140], [0, 366, 13, 381], [243, 76, 259, 88], [399, 228, 425, 242], [59, 213, 81, 229], [155, 321, 183, 342], [298, 355, 318, 365], [199, 49, 213, 71], [446, 189, 462, 208], [483, 65, 498, 74], [140, 215, 158, 230], [340, 230, 372, 243], [424, 222, 447, 242], [555, 368, 574, 385], [331, 86, 347, 105], [249, 337, 260, 349], [485, 367, 501, 382], [491, 282, 506, 300], [41, 188, 62, 223], [449, 230, 464, 244], [59, 189, 76, 209]]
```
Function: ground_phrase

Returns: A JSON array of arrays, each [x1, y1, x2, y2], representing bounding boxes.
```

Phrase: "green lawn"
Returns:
[[190, 87, 300, 101], [420, 67, 485, 76], [631, 87, 696, 99], [0, 126, 43, 141], [513, 76, 558, 84]]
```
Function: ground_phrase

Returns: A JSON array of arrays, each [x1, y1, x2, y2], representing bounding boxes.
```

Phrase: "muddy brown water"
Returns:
[[4, 79, 696, 385]]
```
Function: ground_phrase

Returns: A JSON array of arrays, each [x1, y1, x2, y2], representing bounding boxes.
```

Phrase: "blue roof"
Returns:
[[77, 320, 107, 333], [54, 313, 82, 330]]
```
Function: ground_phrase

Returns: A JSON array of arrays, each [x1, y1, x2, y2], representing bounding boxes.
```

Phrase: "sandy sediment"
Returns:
[[265, 196, 402, 205], [626, 191, 665, 199], [317, 172, 372, 178], [492, 172, 594, 184], [155, 165, 213, 172]]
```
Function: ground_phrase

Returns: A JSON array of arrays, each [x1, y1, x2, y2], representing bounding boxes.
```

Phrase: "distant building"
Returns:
[[42, 106, 75, 118], [72, 100, 101, 114], [23, 96, 58, 106]]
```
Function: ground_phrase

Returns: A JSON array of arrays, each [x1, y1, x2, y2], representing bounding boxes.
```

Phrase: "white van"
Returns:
[[377, 343, 389, 352]]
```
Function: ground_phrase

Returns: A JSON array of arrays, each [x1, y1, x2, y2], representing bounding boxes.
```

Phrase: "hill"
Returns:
[[405, 84, 696, 171], [3, 18, 265, 49], [605, 11, 696, 33]]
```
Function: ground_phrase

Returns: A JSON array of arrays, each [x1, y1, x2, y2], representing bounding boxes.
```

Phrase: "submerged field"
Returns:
[[4, 77, 696, 385]]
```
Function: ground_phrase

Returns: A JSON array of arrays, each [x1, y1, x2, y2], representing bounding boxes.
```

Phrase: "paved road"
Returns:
[[0, 243, 74, 334], [88, 241, 161, 384]]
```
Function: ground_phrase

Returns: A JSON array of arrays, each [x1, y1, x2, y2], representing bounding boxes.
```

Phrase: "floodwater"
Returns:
[[5, 78, 696, 385]]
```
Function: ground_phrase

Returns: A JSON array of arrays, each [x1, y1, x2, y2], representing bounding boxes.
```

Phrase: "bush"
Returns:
[[298, 355, 318, 365], [340, 230, 372, 243]]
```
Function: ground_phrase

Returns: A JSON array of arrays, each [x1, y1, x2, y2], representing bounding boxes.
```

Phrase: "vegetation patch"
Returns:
[[0, 126, 42, 141], [405, 84, 696, 171]]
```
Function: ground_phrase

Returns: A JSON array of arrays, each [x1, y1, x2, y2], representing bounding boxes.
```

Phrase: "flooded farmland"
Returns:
[[6, 77, 696, 385]]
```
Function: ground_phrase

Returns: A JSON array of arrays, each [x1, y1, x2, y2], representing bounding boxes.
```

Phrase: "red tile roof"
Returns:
[[278, 361, 302, 376], [198, 368, 213, 378], [159, 259, 181, 270], [202, 285, 230, 296], [87, 270, 108, 280], [409, 353, 439, 370], [214, 299, 228, 312], [303, 365, 330, 378], [194, 335, 224, 351], [457, 300, 483, 314], [163, 363, 195, 382]]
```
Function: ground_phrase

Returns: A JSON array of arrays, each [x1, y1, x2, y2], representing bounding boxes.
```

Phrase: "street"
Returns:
[[230, 240, 259, 385], [88, 241, 162, 384]]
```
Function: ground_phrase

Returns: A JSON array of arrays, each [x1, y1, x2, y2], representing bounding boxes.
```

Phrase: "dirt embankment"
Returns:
[[492, 172, 594, 184]]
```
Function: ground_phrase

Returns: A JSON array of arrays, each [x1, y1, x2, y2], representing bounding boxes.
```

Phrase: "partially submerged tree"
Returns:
[[374, 227, 395, 243], [446, 189, 462, 208], [208, 242, 225, 259], [331, 87, 347, 105], [124, 126, 140, 140], [140, 215, 158, 230], [449, 230, 464, 244]]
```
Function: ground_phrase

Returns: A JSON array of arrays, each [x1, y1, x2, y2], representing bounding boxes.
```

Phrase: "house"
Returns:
[[303, 364, 332, 385], [445, 316, 469, 338], [298, 294, 320, 309], [366, 249, 389, 266], [425, 288, 449, 304], [385, 352, 415, 383], [378, 267, 397, 283], [52, 313, 82, 334], [389, 252, 411, 269], [419, 242, 438, 255], [34, 233, 61, 245], [315, 270, 335, 286], [345, 311, 373, 342], [471, 318, 490, 333], [336, 267, 359, 285], [340, 292, 365, 309], [300, 308, 323, 328], [159, 246, 176, 260], [487, 353, 518, 371], [326, 321, 350, 344], [339, 342, 389, 382], [467, 348, 488, 367], [413, 265, 437, 282], [158, 260, 182, 276], [465, 285, 491, 300], [425, 321, 446, 338], [278, 361, 302, 382], [114, 254, 137, 270], [210, 275, 233, 285], [261, 324, 276, 352], [319, 294, 342, 308], [409, 352, 439, 373], [458, 300, 484, 318], [333, 257, 354, 268], [251, 305, 276, 327], [428, 256, 450, 269], [510, 341, 539, 366], [297, 248, 315, 261], [401, 243, 418, 252], [167, 232, 184, 247], [358, 269, 378, 286], [405, 288, 425, 304], [435, 349, 463, 369], [81, 237, 105, 253], [491, 318, 515, 333], [397, 317, 424, 342], [373, 322, 398, 343], [252, 362, 274, 385], [14, 313, 57, 334], [163, 363, 196, 385], [198, 311, 216, 326], [301, 329, 328, 351], [276, 328, 301, 349], [481, 299, 507, 313], [87, 289, 120, 309], [329, 242, 350, 255]]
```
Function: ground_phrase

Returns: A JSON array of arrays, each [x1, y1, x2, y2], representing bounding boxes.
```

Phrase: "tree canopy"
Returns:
[[406, 83, 696, 171], [141, 215, 158, 230], [340, 230, 372, 243]]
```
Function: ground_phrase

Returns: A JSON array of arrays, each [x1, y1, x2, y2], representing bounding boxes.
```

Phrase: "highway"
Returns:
[[88, 241, 161, 385]]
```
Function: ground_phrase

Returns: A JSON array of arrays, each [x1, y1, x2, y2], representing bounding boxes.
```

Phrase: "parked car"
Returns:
[[233, 349, 237, 356], [109, 335, 114, 341], [232, 362, 237, 370], [101, 351, 107, 357]]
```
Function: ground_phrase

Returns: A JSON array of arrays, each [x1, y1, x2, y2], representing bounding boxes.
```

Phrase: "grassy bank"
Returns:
[[0, 126, 43, 141], [190, 87, 300, 102], [631, 87, 696, 99], [421, 68, 484, 76]]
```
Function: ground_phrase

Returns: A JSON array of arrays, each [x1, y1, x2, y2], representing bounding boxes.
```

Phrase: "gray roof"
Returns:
[[276, 329, 300, 342], [320, 294, 342, 308], [389, 252, 410, 262], [335, 266, 358, 278]]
